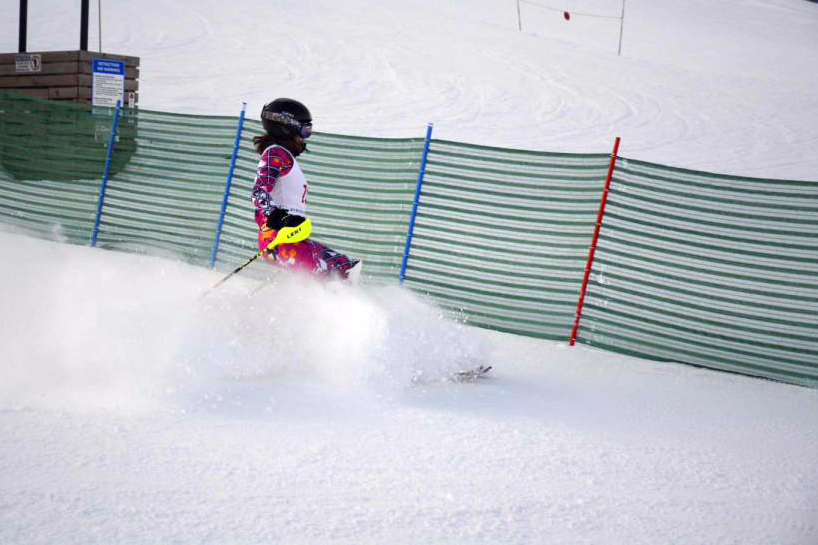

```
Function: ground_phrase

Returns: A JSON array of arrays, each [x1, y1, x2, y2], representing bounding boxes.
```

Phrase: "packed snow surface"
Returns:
[[4, 0, 818, 179], [2, 0, 818, 543]]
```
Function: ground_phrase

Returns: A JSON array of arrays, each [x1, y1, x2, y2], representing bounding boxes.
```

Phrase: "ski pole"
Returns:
[[200, 217, 312, 298]]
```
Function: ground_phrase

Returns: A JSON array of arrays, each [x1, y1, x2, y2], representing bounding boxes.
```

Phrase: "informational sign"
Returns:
[[15, 53, 42, 73], [92, 58, 125, 107]]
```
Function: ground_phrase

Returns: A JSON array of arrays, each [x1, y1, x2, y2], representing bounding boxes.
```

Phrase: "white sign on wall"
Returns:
[[15, 54, 42, 73], [92, 58, 125, 107]]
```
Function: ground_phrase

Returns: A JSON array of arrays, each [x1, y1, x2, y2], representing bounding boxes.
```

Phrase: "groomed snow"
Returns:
[[1, 0, 818, 543]]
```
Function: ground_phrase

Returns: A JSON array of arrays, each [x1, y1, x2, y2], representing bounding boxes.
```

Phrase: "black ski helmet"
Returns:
[[260, 98, 312, 139]]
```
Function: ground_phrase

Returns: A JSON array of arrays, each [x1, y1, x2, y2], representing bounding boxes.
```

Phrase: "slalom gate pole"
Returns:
[[399, 123, 433, 285], [569, 136, 621, 346], [90, 99, 122, 247], [209, 102, 247, 268]]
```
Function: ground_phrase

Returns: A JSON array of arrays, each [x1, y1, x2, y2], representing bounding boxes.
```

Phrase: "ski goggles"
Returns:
[[262, 110, 313, 138]]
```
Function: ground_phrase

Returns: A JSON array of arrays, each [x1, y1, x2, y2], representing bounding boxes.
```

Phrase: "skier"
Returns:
[[251, 98, 361, 282]]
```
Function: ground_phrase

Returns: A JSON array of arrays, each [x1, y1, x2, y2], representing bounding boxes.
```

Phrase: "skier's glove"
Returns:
[[266, 208, 304, 227], [265, 208, 306, 230], [281, 214, 306, 228], [265, 208, 289, 230]]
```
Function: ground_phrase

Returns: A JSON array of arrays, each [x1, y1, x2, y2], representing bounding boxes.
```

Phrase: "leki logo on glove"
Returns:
[[286, 224, 304, 240]]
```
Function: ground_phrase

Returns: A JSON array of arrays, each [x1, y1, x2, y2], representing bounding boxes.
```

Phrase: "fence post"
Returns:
[[569, 136, 621, 345], [617, 0, 627, 56], [90, 99, 122, 248], [209, 102, 247, 268], [516, 0, 522, 31], [399, 123, 434, 284]]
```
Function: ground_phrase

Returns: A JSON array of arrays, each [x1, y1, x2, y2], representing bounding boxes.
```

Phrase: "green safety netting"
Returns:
[[578, 158, 818, 387], [0, 92, 114, 244], [92, 108, 237, 263], [2, 90, 817, 387], [402, 139, 610, 340]]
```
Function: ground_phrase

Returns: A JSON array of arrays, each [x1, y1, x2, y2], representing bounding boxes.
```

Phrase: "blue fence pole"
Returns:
[[209, 102, 247, 268], [90, 99, 122, 248], [399, 123, 433, 284]]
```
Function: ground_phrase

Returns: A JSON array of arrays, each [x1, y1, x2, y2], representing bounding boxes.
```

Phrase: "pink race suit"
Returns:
[[252, 144, 357, 279]]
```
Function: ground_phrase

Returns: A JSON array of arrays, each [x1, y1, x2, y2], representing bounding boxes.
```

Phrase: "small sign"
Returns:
[[15, 53, 42, 73], [92, 58, 125, 107]]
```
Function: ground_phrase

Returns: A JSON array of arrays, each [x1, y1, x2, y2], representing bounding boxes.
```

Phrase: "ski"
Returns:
[[452, 364, 492, 382]]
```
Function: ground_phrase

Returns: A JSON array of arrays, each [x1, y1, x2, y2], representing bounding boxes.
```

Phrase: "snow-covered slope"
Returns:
[[3, 0, 818, 178], [1, 229, 816, 544], [1, 1, 817, 543]]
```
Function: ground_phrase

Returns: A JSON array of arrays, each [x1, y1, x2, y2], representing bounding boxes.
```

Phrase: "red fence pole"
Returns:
[[569, 136, 621, 346]]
